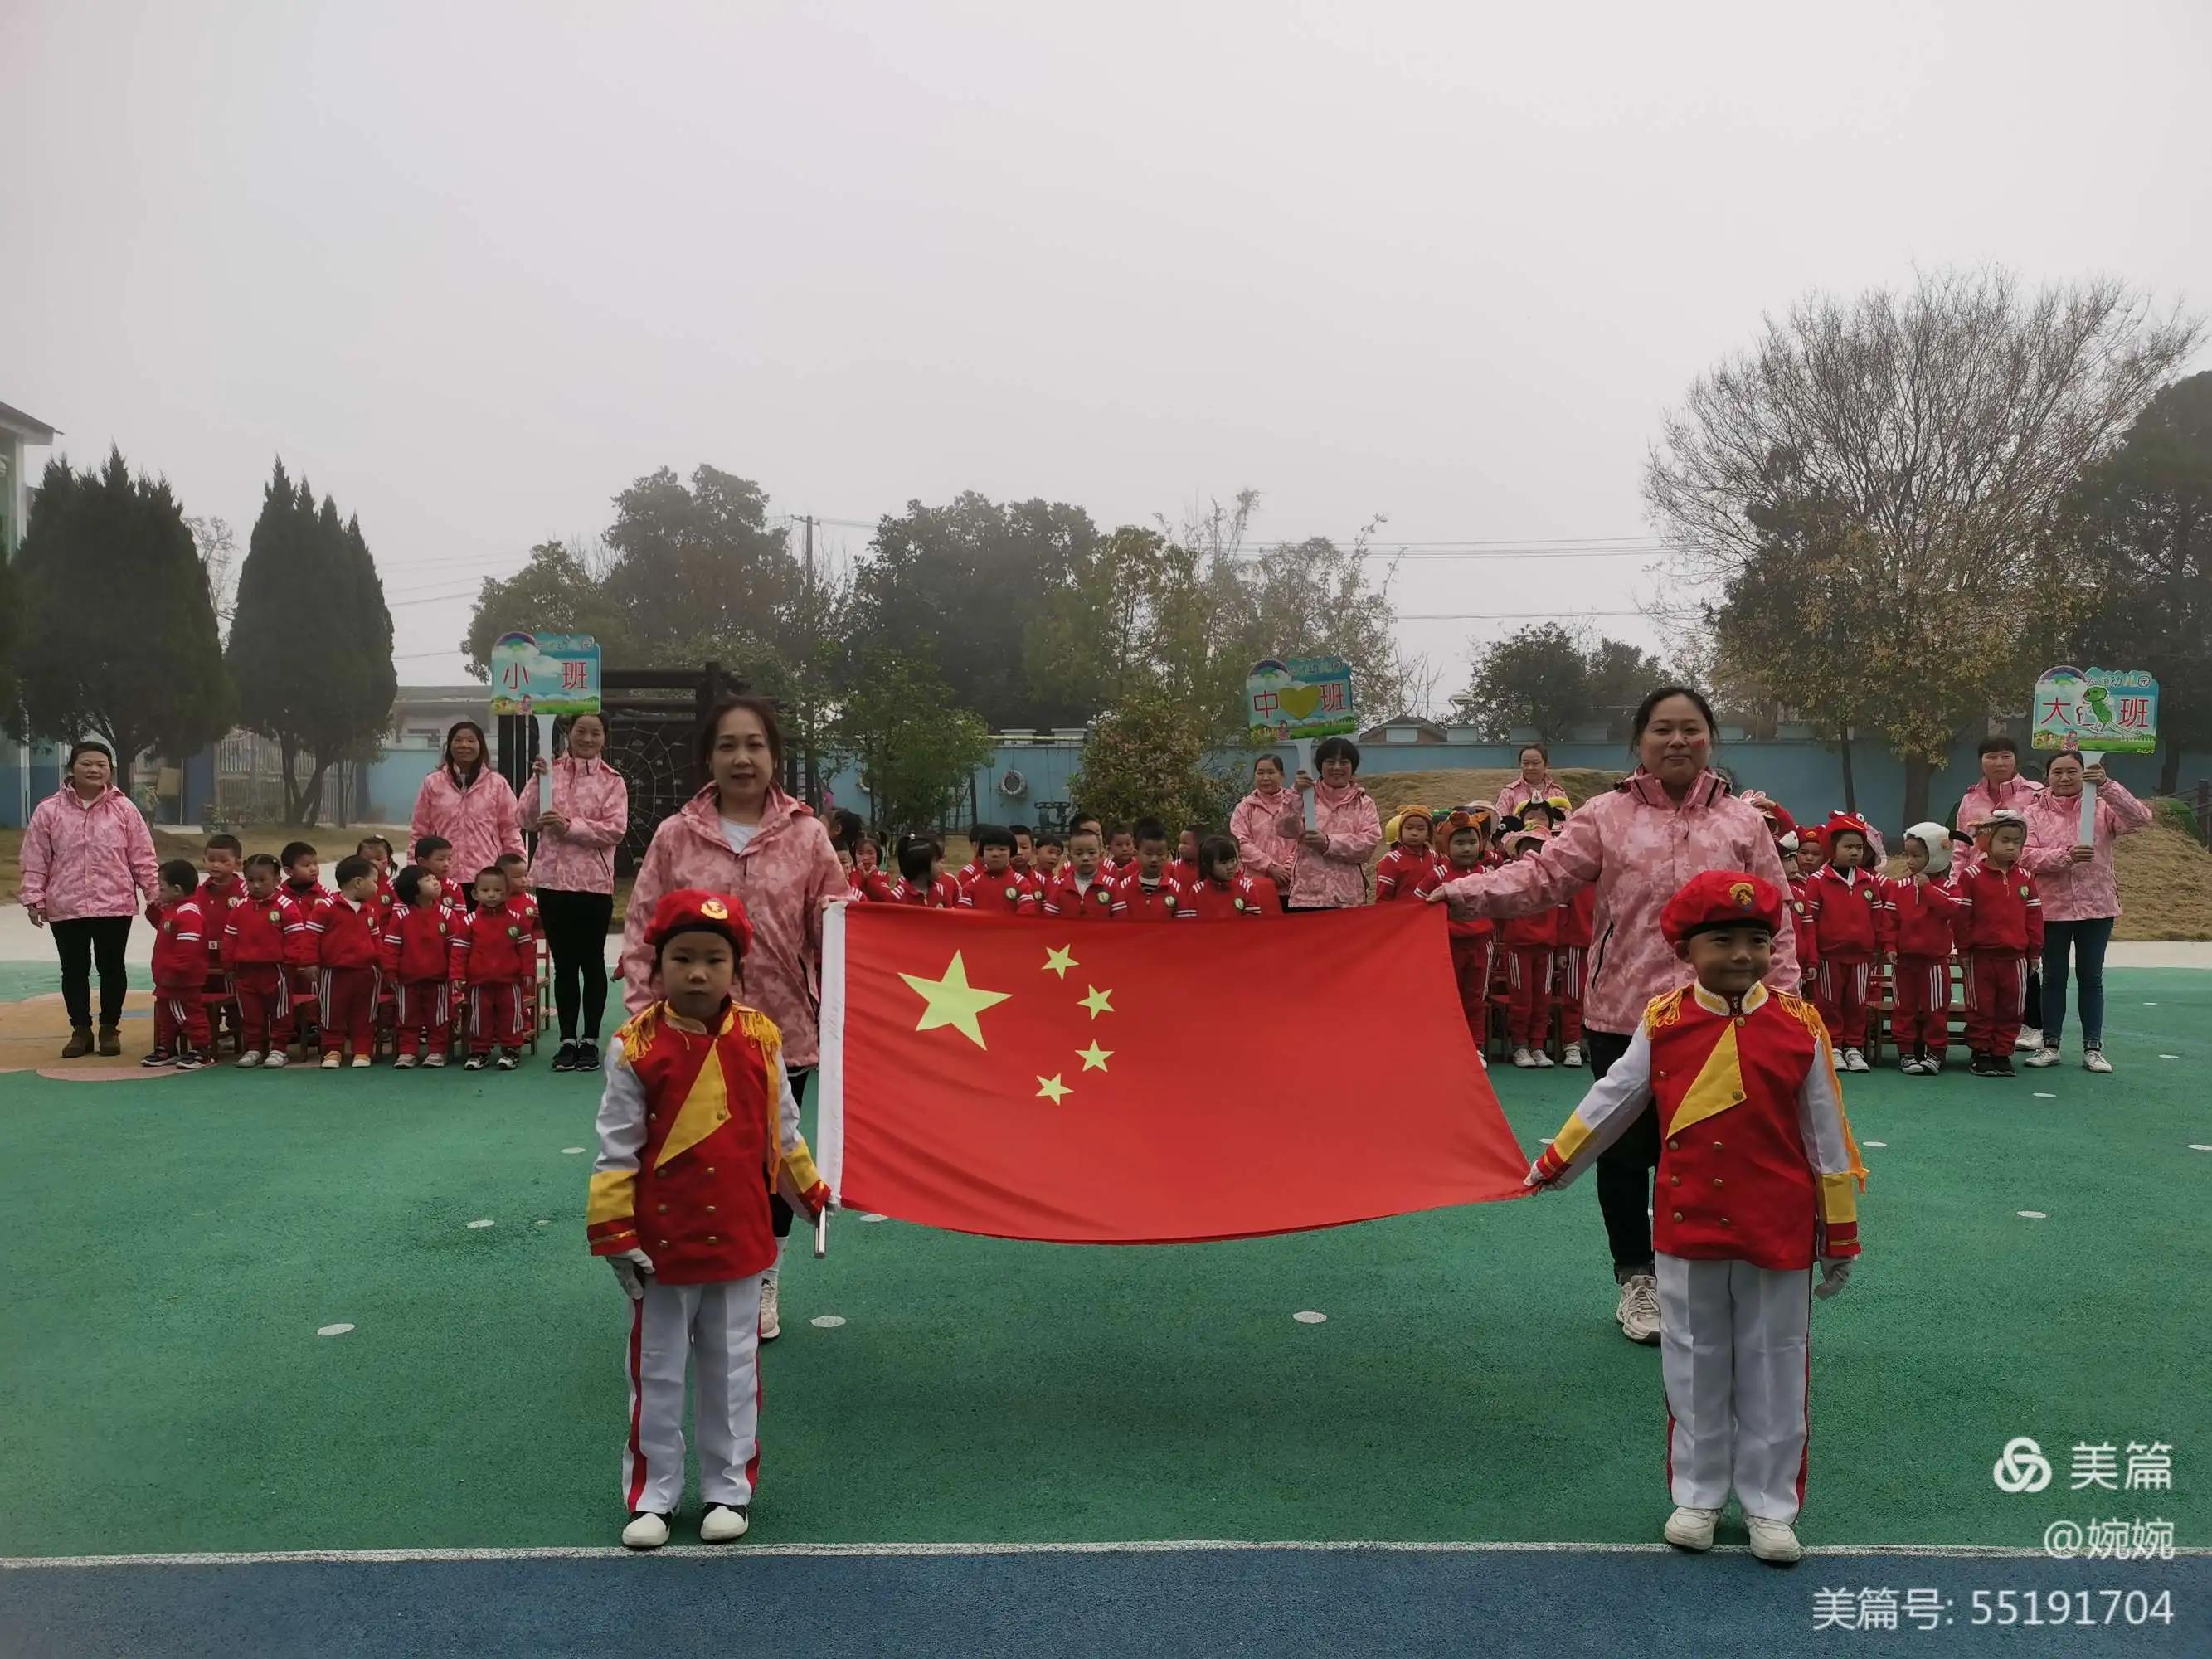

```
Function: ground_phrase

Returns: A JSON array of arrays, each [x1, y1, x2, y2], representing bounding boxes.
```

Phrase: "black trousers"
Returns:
[[52, 915, 134, 1029], [1585, 1028, 1660, 1282], [537, 888, 615, 1042], [768, 1066, 814, 1244]]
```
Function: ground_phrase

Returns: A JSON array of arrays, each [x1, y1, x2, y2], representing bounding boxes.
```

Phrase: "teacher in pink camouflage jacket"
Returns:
[[410, 721, 524, 897], [1432, 686, 1798, 1349], [521, 712, 630, 1073]]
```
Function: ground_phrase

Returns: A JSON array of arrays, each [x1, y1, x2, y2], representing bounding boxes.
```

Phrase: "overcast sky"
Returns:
[[6, 0, 2208, 699]]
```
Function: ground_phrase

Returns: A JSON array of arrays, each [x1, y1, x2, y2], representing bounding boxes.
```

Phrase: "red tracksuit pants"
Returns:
[[154, 981, 211, 1054], [1889, 955, 1952, 1054], [231, 963, 294, 1053], [395, 980, 451, 1058], [1554, 945, 1587, 1044], [318, 966, 377, 1058], [1814, 956, 1874, 1049], [467, 979, 528, 1053], [1449, 937, 1493, 1049], [1506, 946, 1553, 1050], [1962, 951, 2030, 1057]]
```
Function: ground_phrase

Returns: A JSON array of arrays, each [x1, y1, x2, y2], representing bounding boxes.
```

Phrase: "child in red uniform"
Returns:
[[312, 855, 384, 1068], [1498, 830, 1559, 1068], [962, 825, 1040, 915], [498, 851, 547, 1042], [1416, 810, 1497, 1053], [1034, 833, 1065, 882], [1952, 810, 2044, 1078], [147, 859, 213, 1068], [1111, 819, 1181, 922], [1778, 833, 1821, 995], [280, 840, 328, 1048], [1887, 824, 1965, 1076], [1177, 835, 1274, 919], [1554, 883, 1597, 1069], [1526, 871, 1862, 1565], [1042, 826, 1119, 921], [878, 837, 949, 907], [196, 834, 246, 1053], [454, 865, 534, 1069], [1373, 804, 1438, 902], [222, 854, 298, 1068], [358, 834, 397, 912], [588, 888, 830, 1550], [1804, 812, 1887, 1072], [1169, 826, 1202, 886], [1103, 824, 1138, 882], [382, 866, 458, 1068]]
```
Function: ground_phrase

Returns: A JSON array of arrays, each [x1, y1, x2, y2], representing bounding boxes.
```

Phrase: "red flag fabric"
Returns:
[[818, 902, 1531, 1243]]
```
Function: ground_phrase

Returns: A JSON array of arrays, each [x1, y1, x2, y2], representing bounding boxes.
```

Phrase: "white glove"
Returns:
[[606, 1247, 655, 1301], [1814, 1257, 1854, 1300]]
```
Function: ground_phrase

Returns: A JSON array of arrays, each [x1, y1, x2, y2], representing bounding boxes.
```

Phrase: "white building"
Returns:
[[1, 400, 61, 828]]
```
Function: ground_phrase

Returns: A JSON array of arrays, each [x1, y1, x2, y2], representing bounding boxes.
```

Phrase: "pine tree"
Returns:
[[11, 447, 233, 793], [226, 460, 397, 824]]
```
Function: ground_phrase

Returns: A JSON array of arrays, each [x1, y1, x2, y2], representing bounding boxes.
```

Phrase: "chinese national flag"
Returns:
[[817, 903, 1531, 1243]]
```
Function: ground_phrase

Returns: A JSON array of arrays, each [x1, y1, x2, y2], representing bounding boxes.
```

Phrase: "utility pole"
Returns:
[[798, 515, 820, 809]]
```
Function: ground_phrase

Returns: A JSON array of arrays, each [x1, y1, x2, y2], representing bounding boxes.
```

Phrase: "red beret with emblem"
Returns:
[[646, 888, 754, 957], [1660, 870, 1785, 948]]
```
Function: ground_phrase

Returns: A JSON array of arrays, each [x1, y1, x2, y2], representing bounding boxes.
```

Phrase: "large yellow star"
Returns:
[[1079, 984, 1115, 1019], [899, 951, 1012, 1049], [1043, 944, 1078, 980], [1077, 1041, 1112, 1072], [1036, 1073, 1072, 1104]]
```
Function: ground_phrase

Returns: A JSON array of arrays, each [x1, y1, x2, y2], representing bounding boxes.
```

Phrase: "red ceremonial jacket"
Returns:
[[586, 1000, 824, 1284], [1175, 873, 1275, 920], [222, 893, 300, 968], [1806, 865, 1888, 959], [382, 902, 457, 983], [1041, 871, 1119, 922], [149, 898, 208, 986], [1373, 846, 1441, 902], [455, 898, 535, 982], [1530, 983, 1863, 1272], [1953, 861, 2044, 955], [1884, 874, 1962, 959], [1111, 871, 1182, 922], [311, 894, 382, 970]]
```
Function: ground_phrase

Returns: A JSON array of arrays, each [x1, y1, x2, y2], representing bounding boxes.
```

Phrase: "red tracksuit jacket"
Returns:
[[1373, 846, 1441, 902], [281, 881, 328, 968], [1806, 865, 1888, 959], [222, 893, 299, 967], [1885, 875, 1962, 957], [311, 895, 382, 969], [196, 876, 246, 970], [1111, 871, 1182, 922], [1499, 902, 1558, 949], [963, 868, 1041, 915], [381, 902, 457, 982], [149, 898, 209, 986], [1414, 859, 1495, 940], [1041, 872, 1119, 922], [455, 899, 535, 982], [1176, 874, 1275, 920], [1953, 863, 2045, 955], [1557, 885, 1597, 949], [1787, 877, 1820, 972]]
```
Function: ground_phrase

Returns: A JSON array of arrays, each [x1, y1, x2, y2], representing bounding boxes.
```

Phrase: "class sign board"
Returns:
[[2031, 665, 2159, 757], [1246, 657, 1357, 742], [489, 632, 602, 718]]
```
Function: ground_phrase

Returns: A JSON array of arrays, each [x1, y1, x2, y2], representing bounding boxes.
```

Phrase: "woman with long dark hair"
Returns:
[[409, 720, 524, 890], [522, 712, 630, 1072], [619, 693, 846, 1341], [20, 740, 160, 1057], [1432, 687, 1801, 1345]]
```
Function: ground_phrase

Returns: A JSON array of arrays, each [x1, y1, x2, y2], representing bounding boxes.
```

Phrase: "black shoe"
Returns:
[[576, 1040, 601, 1072], [97, 1025, 123, 1057], [1993, 1056, 2016, 1077], [141, 1049, 176, 1068], [550, 1041, 580, 1073], [61, 1026, 94, 1059], [1968, 1053, 1994, 1077], [174, 1052, 206, 1070], [496, 1052, 518, 1071]]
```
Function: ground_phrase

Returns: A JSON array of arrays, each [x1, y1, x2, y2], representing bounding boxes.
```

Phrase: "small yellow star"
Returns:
[[1036, 1073, 1073, 1104], [1078, 984, 1115, 1019], [1043, 944, 1078, 980], [1077, 1041, 1112, 1073], [899, 951, 1013, 1049]]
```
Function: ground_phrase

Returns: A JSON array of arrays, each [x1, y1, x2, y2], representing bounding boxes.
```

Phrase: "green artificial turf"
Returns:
[[1, 970, 2205, 1557]]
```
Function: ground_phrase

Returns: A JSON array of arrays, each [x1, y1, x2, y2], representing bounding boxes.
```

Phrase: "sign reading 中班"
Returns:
[[1246, 657, 1357, 742], [489, 632, 602, 718], [2031, 666, 2159, 757]]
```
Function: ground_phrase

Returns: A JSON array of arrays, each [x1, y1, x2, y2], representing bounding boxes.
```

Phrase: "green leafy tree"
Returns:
[[11, 448, 232, 793], [1067, 688, 1243, 836], [828, 650, 994, 836], [1582, 635, 1665, 737], [2062, 371, 2212, 794], [1448, 623, 1593, 742], [226, 460, 397, 824], [601, 465, 802, 655]]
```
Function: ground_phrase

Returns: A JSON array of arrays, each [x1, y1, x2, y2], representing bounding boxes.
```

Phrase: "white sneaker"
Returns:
[[423, 1052, 446, 1068], [1747, 1515, 1803, 1564], [393, 1053, 417, 1069], [1664, 1505, 1720, 1551], [320, 1052, 341, 1070], [1616, 1273, 1661, 1345], [1898, 1054, 1923, 1074], [1841, 1048, 1869, 1073], [1561, 1043, 1582, 1068], [620, 1511, 670, 1550], [2083, 1047, 2113, 1073], [235, 1051, 262, 1068], [2015, 1027, 2044, 1053], [352, 1054, 372, 1068], [1530, 1049, 1555, 1068], [699, 1503, 751, 1543], [2023, 1047, 2063, 1068], [1512, 1048, 1538, 1068], [759, 1272, 781, 1341], [265, 1049, 287, 1069]]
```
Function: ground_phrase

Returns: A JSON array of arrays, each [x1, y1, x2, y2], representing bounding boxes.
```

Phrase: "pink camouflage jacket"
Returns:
[[1437, 767, 1800, 1036], [410, 766, 525, 884], [1229, 786, 1303, 889], [518, 757, 630, 896], [2020, 777, 2152, 922], [618, 784, 848, 1068], [19, 785, 160, 922], [1280, 781, 1383, 909]]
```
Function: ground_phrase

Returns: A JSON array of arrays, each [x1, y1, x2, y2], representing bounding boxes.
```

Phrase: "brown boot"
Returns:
[[97, 1024, 123, 1057], [61, 1025, 95, 1058]]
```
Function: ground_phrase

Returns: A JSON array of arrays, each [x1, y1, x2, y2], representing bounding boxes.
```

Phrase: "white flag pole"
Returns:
[[2077, 750, 2101, 845], [1296, 737, 1318, 832], [816, 900, 848, 1200]]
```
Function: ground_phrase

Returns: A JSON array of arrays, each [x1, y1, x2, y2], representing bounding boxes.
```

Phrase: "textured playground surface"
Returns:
[[1, 962, 2208, 1656]]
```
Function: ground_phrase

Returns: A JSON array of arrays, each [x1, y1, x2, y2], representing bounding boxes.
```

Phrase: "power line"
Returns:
[[1401, 609, 1651, 620]]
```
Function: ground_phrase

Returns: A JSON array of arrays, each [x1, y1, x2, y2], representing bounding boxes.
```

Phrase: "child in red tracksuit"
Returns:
[[1781, 833, 1821, 994], [962, 826, 1041, 915], [1176, 835, 1275, 919], [1041, 827, 1119, 922], [498, 853, 547, 1043], [1373, 805, 1441, 902], [1111, 820, 1182, 922], [148, 859, 214, 1068], [455, 865, 534, 1069], [1804, 813, 1888, 1073], [382, 866, 458, 1068], [1952, 812, 2044, 1078], [313, 855, 385, 1068], [1417, 811, 1497, 1053], [221, 854, 298, 1067], [197, 834, 247, 1052], [1498, 830, 1560, 1068], [1886, 824, 1965, 1076], [280, 840, 329, 1047], [1554, 883, 1597, 1068]]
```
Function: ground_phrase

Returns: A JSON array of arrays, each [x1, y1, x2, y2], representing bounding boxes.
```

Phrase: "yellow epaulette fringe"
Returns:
[[1643, 987, 1687, 1033]]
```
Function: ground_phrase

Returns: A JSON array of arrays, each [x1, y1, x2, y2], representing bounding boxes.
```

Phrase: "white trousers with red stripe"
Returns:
[[623, 1273, 764, 1515], [1656, 1253, 1812, 1523]]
